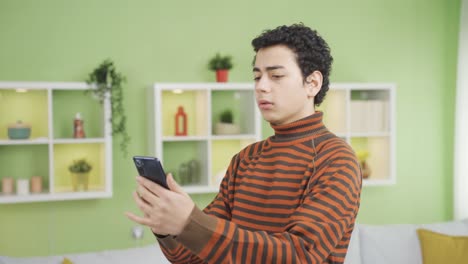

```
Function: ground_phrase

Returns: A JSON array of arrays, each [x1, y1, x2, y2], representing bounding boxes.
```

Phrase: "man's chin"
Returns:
[[262, 115, 280, 125]]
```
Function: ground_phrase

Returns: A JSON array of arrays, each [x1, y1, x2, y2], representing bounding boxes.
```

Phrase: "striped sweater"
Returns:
[[158, 112, 362, 264]]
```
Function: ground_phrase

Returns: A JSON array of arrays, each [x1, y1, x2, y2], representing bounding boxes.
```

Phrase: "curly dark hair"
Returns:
[[251, 23, 333, 106]]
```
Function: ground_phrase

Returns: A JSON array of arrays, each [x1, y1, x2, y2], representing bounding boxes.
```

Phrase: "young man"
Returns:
[[126, 24, 362, 264]]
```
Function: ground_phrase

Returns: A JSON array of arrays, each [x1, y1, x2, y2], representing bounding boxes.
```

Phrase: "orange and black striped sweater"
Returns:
[[157, 112, 362, 264]]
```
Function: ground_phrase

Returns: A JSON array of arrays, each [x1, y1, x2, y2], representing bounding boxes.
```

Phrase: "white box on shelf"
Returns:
[[350, 100, 367, 133]]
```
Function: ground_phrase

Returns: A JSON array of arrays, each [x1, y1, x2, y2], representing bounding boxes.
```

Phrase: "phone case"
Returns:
[[133, 156, 169, 189]]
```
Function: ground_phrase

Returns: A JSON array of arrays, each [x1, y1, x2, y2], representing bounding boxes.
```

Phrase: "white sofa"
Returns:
[[344, 218, 468, 264], [0, 244, 170, 264], [2, 219, 467, 264]]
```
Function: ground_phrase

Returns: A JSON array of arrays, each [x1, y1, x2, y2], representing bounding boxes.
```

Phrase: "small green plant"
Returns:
[[68, 159, 92, 173], [86, 59, 130, 156], [356, 150, 369, 163], [220, 109, 234, 123], [208, 53, 233, 71]]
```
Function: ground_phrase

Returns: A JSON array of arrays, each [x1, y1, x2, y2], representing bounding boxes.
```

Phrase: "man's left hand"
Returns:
[[125, 173, 195, 236]]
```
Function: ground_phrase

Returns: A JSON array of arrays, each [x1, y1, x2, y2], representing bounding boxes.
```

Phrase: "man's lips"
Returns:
[[257, 99, 273, 110]]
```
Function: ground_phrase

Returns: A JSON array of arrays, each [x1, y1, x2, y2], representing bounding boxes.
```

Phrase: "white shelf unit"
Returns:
[[0, 81, 113, 203], [319, 83, 396, 186], [149, 83, 262, 194]]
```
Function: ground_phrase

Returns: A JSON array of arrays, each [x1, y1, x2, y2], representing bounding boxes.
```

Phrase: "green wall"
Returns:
[[0, 0, 461, 257]]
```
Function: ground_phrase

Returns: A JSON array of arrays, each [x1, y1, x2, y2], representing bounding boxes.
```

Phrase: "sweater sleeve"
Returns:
[[172, 155, 362, 264], [156, 190, 232, 263]]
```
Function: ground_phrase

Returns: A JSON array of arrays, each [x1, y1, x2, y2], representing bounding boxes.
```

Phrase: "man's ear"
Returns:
[[305, 71, 323, 97]]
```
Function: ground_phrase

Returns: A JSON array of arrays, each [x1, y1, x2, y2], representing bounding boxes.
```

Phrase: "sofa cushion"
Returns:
[[417, 228, 468, 264], [359, 223, 422, 264], [344, 225, 362, 264]]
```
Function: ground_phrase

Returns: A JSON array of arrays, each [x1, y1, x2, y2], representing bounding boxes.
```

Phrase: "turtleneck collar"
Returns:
[[268, 111, 328, 145]]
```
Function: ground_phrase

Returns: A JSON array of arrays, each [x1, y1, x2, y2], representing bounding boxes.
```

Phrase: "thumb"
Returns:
[[167, 173, 185, 195]]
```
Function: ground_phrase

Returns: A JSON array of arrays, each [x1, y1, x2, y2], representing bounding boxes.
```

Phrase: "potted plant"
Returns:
[[86, 59, 130, 156], [208, 53, 233, 82], [356, 150, 371, 179], [68, 159, 92, 191], [214, 109, 240, 135]]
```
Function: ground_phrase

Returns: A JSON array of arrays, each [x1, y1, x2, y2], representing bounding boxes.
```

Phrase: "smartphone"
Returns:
[[132, 156, 169, 189]]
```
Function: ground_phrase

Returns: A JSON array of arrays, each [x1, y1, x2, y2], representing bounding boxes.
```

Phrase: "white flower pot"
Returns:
[[215, 123, 240, 135]]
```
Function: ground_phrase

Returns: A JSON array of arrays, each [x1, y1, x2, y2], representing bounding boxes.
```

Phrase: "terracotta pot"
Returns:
[[216, 69, 229, 82], [361, 161, 371, 179]]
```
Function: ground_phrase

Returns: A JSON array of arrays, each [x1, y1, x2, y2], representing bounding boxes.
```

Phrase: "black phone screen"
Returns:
[[133, 156, 169, 189]]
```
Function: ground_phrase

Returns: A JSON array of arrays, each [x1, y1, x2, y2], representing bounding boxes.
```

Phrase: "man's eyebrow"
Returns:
[[253, 66, 285, 72]]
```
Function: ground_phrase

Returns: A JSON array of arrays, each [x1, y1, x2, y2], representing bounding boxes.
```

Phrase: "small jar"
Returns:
[[2, 177, 14, 194], [17, 179, 30, 195], [31, 176, 43, 193]]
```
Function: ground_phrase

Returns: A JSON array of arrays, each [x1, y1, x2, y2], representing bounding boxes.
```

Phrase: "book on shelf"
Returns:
[[350, 100, 389, 133]]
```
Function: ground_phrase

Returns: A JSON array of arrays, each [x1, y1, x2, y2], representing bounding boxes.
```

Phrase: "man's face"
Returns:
[[253, 45, 315, 125]]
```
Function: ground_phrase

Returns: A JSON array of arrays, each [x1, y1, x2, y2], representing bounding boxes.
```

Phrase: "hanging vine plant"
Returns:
[[85, 59, 130, 156]]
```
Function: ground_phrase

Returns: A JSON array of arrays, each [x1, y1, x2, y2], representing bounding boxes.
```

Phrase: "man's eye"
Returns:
[[253, 76, 261, 81], [272, 75, 284, 79]]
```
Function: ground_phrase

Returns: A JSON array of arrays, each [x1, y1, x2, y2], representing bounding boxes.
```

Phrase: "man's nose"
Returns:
[[255, 77, 270, 92]]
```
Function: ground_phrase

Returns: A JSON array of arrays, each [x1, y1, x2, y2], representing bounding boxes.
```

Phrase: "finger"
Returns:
[[137, 184, 159, 205], [137, 176, 168, 197], [132, 191, 153, 214], [124, 211, 153, 227], [167, 173, 190, 198], [167, 173, 186, 196]]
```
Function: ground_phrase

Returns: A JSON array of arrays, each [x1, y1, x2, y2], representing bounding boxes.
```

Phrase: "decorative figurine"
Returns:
[[73, 113, 86, 138]]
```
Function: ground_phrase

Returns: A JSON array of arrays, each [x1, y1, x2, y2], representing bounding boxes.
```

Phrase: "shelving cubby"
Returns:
[[0, 81, 112, 203], [318, 83, 396, 186], [149, 83, 262, 194]]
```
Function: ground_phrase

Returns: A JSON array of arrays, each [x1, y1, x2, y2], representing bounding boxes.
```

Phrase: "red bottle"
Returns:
[[175, 106, 187, 136]]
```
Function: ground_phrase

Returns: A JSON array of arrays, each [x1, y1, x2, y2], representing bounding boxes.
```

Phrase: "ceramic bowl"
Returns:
[[8, 121, 31, 139]]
